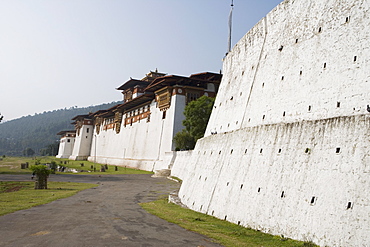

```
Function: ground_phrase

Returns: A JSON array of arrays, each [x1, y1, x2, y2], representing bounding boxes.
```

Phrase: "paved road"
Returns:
[[0, 174, 223, 247]]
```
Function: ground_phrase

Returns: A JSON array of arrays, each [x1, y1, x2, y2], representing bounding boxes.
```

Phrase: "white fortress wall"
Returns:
[[176, 0, 370, 246], [89, 100, 163, 171], [206, 0, 370, 137], [88, 93, 187, 171], [179, 115, 370, 246], [170, 150, 193, 179], [70, 123, 93, 160], [56, 136, 74, 159], [170, 93, 187, 150]]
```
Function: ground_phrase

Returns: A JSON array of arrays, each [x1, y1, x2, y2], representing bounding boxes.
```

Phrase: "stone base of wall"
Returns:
[[86, 154, 176, 172], [69, 155, 88, 161], [56, 154, 70, 159]]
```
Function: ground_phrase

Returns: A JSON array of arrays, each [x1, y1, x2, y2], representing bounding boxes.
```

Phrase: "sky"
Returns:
[[0, 0, 282, 121]]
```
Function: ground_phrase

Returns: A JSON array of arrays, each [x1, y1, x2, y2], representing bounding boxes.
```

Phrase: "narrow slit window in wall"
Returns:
[[227, 182, 229, 186], [245, 149, 248, 154], [258, 187, 261, 193], [300, 70, 303, 75], [230, 149, 233, 154], [310, 196, 316, 205], [308, 105, 312, 112], [354, 56, 357, 62], [318, 27, 322, 33], [224, 216, 227, 220], [281, 191, 285, 198], [337, 102, 341, 108], [200, 205, 203, 210], [296, 39, 299, 43], [219, 150, 222, 155], [278, 148, 282, 153], [238, 221, 241, 225], [260, 148, 263, 154], [262, 83, 265, 88], [324, 63, 327, 69], [305, 148, 310, 154], [240, 184, 243, 189], [262, 115, 266, 120], [347, 202, 353, 210], [281, 76, 284, 80], [212, 210, 214, 215], [283, 111, 286, 117], [346, 17, 350, 23], [336, 147, 341, 153]]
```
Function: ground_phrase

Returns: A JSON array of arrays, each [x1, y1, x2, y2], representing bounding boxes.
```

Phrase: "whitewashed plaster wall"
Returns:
[[170, 150, 193, 178], [206, 0, 370, 136], [179, 115, 370, 246], [70, 124, 93, 160], [88, 94, 187, 171], [56, 136, 75, 159], [175, 0, 370, 246]]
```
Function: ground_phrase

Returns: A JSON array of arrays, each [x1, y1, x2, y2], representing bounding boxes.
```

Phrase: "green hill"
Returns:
[[0, 102, 121, 156]]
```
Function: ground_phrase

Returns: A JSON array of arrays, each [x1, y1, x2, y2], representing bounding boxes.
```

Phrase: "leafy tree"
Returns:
[[40, 142, 59, 156], [50, 161, 57, 174], [174, 96, 215, 150], [30, 164, 51, 189], [23, 147, 35, 157], [173, 129, 196, 151]]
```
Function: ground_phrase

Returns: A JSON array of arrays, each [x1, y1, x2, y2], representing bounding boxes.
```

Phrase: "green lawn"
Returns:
[[140, 198, 318, 247], [0, 156, 153, 175], [0, 181, 98, 216]]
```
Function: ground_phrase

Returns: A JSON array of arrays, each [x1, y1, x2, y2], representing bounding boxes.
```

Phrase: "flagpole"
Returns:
[[227, 0, 234, 53]]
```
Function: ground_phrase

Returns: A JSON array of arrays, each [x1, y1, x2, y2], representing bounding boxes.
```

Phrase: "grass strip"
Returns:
[[0, 181, 98, 216], [0, 156, 153, 175], [140, 198, 317, 247]]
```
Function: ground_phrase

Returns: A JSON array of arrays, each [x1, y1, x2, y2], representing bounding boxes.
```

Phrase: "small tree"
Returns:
[[174, 96, 215, 150], [30, 165, 51, 189], [173, 129, 196, 151], [23, 148, 35, 157]]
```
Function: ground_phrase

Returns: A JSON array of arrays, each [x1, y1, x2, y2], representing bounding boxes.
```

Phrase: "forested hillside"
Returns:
[[0, 102, 121, 156]]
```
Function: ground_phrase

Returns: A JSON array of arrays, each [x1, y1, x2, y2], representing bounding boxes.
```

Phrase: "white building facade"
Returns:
[[57, 71, 221, 171], [56, 130, 76, 159]]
